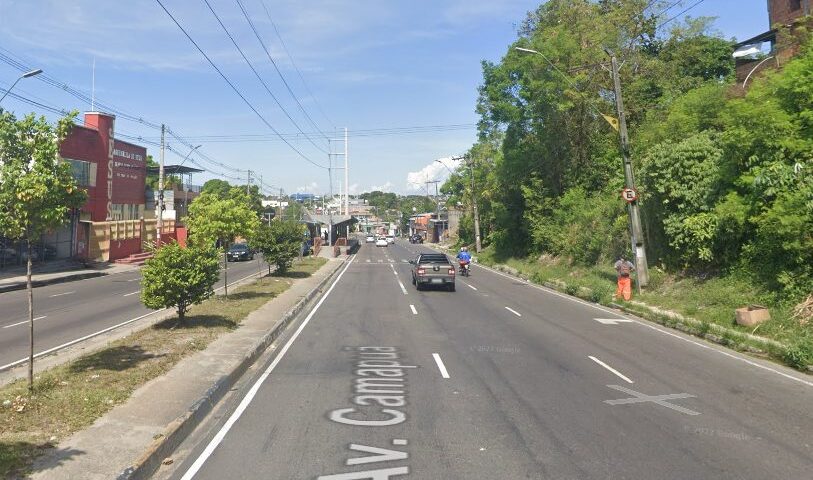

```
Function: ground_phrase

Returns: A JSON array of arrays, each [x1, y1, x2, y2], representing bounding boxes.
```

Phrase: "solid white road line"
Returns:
[[127, 278, 140, 282], [123, 291, 140, 297], [589, 356, 634, 384], [179, 255, 357, 480], [409, 304, 417, 315], [397, 279, 408, 295], [505, 306, 522, 317], [49, 291, 75, 297], [389, 264, 398, 276], [3, 316, 47, 329], [432, 353, 450, 379]]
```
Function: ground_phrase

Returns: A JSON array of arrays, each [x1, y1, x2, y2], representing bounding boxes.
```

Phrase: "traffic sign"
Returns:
[[621, 187, 638, 203]]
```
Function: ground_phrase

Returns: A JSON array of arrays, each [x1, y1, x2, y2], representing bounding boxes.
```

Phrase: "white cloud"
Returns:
[[369, 181, 394, 192], [296, 181, 319, 193], [405, 157, 461, 191], [347, 183, 360, 195]]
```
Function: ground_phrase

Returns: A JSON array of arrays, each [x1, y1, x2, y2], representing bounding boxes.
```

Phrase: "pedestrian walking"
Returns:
[[613, 255, 635, 301]]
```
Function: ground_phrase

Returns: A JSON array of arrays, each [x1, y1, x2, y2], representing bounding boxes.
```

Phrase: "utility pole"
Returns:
[[157, 124, 165, 247], [607, 49, 649, 288], [246, 169, 251, 196], [344, 127, 349, 216], [468, 155, 482, 253], [425, 180, 440, 242]]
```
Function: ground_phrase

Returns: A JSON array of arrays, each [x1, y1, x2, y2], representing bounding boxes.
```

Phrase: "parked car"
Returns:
[[375, 237, 388, 247], [386, 235, 395, 244], [365, 234, 375, 243], [409, 253, 455, 291], [227, 243, 254, 262]]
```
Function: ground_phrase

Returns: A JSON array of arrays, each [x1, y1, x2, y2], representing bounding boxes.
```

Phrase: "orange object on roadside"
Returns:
[[615, 276, 632, 301]]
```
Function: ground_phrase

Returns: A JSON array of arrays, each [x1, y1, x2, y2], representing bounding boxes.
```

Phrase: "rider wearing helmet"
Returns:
[[456, 246, 472, 263]]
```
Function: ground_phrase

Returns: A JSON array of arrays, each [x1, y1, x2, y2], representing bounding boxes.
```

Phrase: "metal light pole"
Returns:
[[157, 124, 166, 246], [0, 68, 43, 105]]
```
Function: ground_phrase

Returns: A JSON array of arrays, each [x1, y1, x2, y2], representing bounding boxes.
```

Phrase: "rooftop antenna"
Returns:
[[91, 57, 96, 111]]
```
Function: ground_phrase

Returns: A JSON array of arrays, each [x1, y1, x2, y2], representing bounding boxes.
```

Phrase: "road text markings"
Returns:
[[49, 291, 75, 298], [505, 306, 522, 317], [594, 318, 633, 325], [432, 353, 450, 379], [3, 316, 47, 329], [123, 291, 140, 297], [589, 356, 634, 384], [409, 304, 417, 315], [178, 256, 357, 480], [604, 384, 700, 416]]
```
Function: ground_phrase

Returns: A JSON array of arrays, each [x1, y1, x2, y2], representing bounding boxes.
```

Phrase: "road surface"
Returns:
[[0, 257, 265, 371], [166, 240, 813, 479]]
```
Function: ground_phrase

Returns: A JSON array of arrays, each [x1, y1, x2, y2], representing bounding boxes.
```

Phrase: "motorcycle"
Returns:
[[458, 260, 470, 277]]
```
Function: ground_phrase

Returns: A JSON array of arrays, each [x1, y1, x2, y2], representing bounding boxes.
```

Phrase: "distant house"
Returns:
[[734, 0, 812, 85]]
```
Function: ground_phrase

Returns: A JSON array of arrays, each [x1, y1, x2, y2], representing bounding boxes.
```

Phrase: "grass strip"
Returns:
[[0, 257, 326, 478]]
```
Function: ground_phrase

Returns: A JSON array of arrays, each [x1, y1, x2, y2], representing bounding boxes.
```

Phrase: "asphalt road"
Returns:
[[170, 240, 813, 479], [0, 256, 265, 371]]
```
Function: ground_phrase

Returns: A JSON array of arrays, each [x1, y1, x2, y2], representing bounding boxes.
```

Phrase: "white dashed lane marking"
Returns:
[[505, 306, 522, 317], [432, 353, 450, 379]]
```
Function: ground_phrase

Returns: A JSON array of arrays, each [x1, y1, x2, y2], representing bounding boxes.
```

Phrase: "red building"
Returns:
[[59, 112, 151, 262]]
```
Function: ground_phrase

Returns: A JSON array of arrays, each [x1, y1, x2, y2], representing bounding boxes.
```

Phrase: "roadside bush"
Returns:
[[141, 242, 220, 321], [254, 220, 305, 274]]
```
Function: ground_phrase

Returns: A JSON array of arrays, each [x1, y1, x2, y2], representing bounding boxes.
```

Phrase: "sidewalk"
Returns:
[[0, 260, 138, 293], [28, 256, 346, 480]]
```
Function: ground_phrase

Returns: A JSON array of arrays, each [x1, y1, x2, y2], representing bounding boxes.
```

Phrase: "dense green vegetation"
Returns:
[[443, 0, 812, 305]]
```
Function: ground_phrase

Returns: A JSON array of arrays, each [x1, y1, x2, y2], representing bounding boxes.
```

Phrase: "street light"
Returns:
[[0, 69, 43, 105]]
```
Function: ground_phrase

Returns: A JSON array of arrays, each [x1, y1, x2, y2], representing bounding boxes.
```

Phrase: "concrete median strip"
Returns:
[[15, 257, 348, 480], [114, 257, 349, 480]]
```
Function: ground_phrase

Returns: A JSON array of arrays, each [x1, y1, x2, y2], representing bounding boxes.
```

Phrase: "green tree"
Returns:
[[185, 192, 260, 296], [253, 220, 305, 274], [201, 178, 232, 199], [140, 242, 220, 321], [0, 111, 87, 391]]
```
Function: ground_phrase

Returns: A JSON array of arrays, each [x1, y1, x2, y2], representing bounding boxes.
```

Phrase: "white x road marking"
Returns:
[[604, 384, 700, 416]]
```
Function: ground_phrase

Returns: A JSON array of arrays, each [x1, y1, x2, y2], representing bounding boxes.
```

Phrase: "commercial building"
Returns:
[[59, 112, 152, 262]]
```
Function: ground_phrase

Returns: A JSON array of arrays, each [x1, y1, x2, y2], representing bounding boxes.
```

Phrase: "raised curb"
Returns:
[[115, 257, 347, 480], [0, 271, 108, 293]]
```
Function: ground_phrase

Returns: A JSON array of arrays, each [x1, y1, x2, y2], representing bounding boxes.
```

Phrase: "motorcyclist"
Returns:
[[456, 247, 472, 274]]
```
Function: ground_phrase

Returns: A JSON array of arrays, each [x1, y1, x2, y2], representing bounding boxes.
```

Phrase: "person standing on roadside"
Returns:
[[614, 255, 635, 301]]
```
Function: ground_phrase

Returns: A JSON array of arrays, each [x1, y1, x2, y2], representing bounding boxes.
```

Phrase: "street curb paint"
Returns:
[[115, 258, 348, 480]]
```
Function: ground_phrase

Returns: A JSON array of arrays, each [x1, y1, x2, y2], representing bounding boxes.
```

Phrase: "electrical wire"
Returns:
[[259, 0, 336, 130], [201, 0, 329, 155], [154, 0, 327, 170], [237, 0, 331, 139], [657, 0, 706, 29]]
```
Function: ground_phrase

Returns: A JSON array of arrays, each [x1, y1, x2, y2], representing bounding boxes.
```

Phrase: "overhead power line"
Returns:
[[260, 0, 336, 130], [657, 0, 707, 30], [237, 0, 331, 139], [154, 0, 327, 170], [201, 0, 329, 155]]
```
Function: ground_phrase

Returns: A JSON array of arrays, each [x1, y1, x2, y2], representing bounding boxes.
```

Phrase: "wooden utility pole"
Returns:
[[607, 49, 649, 288]]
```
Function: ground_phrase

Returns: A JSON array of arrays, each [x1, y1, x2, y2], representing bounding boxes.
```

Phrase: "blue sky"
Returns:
[[0, 0, 769, 196]]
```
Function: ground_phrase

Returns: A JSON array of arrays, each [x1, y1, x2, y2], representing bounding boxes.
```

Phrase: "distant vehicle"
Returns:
[[409, 253, 455, 291], [375, 237, 388, 247], [365, 234, 375, 243], [386, 235, 395, 244], [227, 243, 254, 262], [409, 234, 424, 244]]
